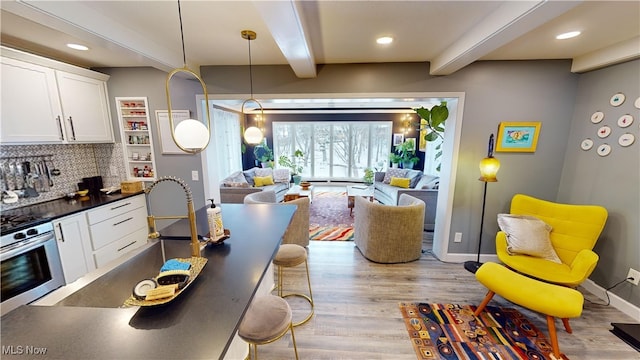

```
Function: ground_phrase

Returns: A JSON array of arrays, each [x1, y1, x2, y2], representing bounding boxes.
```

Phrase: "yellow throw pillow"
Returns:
[[254, 175, 274, 187], [390, 177, 410, 188]]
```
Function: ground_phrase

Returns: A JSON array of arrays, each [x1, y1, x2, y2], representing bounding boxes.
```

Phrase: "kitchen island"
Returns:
[[0, 203, 296, 360]]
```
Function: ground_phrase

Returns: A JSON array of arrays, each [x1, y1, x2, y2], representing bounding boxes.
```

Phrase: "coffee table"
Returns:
[[347, 185, 374, 215], [284, 185, 315, 203]]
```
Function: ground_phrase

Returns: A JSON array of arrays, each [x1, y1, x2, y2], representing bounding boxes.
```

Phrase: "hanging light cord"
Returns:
[[248, 36, 254, 98], [177, 0, 187, 66]]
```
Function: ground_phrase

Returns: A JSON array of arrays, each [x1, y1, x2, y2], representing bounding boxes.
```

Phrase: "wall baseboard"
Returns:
[[581, 279, 640, 322]]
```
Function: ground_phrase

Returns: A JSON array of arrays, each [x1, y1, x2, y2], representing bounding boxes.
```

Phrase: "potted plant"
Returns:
[[414, 101, 449, 171], [389, 152, 402, 168], [253, 140, 274, 168], [278, 149, 304, 185], [395, 139, 419, 169], [363, 168, 374, 185]]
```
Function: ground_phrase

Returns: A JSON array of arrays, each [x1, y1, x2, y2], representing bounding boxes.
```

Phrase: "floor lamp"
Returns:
[[464, 134, 500, 274]]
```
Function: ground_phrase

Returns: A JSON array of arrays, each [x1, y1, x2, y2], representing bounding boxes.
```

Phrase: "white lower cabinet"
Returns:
[[86, 195, 147, 268], [53, 213, 94, 284], [54, 195, 148, 283]]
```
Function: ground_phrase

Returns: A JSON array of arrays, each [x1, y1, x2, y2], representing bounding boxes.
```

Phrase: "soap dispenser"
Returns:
[[207, 199, 224, 238]]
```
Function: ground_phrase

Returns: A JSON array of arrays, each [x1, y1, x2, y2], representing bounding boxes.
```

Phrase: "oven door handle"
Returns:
[[1, 232, 55, 261]]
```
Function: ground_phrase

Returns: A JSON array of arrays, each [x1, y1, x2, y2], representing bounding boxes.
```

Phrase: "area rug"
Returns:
[[399, 302, 568, 360], [309, 191, 354, 241]]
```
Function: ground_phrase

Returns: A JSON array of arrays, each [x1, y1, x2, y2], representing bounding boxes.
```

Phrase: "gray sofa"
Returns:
[[374, 170, 439, 231], [220, 167, 290, 203]]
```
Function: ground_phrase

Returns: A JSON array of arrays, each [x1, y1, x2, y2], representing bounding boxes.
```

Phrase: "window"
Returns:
[[273, 121, 392, 181], [211, 107, 242, 179]]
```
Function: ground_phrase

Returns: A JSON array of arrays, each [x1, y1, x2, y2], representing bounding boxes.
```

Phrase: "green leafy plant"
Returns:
[[394, 139, 419, 166], [414, 101, 449, 171], [363, 168, 374, 185], [253, 140, 274, 166], [278, 149, 304, 175], [389, 152, 402, 165]]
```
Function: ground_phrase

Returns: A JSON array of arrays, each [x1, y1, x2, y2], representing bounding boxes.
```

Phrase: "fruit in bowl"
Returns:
[[77, 189, 89, 197]]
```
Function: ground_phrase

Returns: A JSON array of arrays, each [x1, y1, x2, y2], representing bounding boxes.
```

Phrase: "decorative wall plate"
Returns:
[[610, 93, 625, 107], [635, 97, 640, 109], [618, 133, 635, 147], [590, 111, 604, 123], [617, 114, 633, 128], [580, 138, 594, 150], [597, 144, 611, 156], [597, 125, 611, 138]]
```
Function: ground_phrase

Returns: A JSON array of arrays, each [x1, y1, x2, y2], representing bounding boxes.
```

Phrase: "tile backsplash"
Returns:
[[1, 143, 126, 210]]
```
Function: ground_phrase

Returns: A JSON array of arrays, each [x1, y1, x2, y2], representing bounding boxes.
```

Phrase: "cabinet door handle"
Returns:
[[56, 116, 65, 140], [117, 241, 137, 252], [110, 202, 131, 210], [68, 116, 76, 140], [113, 217, 133, 227], [57, 223, 65, 242]]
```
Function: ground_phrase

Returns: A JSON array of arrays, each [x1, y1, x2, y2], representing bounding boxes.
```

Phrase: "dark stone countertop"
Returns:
[[1, 191, 145, 235], [0, 204, 296, 360]]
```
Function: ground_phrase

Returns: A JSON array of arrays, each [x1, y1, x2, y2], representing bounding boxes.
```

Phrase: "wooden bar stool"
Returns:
[[273, 244, 314, 326], [238, 295, 299, 360]]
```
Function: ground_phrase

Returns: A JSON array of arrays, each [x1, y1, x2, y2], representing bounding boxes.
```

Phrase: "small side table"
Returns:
[[347, 185, 374, 215]]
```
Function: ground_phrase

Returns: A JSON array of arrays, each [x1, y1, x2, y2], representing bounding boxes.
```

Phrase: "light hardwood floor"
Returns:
[[253, 238, 639, 360]]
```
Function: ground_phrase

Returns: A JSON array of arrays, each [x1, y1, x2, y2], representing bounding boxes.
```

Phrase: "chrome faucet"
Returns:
[[145, 176, 201, 258]]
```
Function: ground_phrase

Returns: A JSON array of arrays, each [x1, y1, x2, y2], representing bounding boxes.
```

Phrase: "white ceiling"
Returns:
[[1, 0, 639, 110]]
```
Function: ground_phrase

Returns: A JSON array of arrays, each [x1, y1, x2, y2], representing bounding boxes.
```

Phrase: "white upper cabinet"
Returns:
[[56, 71, 113, 142], [1, 57, 66, 143], [0, 46, 114, 144]]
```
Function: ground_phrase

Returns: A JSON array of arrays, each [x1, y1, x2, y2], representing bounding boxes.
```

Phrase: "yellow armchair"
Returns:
[[496, 194, 607, 287]]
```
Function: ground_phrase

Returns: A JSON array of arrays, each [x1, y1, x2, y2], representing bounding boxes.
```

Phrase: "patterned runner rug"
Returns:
[[399, 302, 569, 360], [309, 191, 354, 241]]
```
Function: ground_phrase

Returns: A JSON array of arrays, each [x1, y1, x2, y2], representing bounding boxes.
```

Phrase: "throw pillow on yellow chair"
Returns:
[[390, 177, 410, 188], [496, 194, 607, 287], [254, 175, 274, 187]]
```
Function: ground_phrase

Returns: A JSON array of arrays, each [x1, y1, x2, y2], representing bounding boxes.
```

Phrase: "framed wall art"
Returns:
[[495, 121, 541, 153], [393, 133, 404, 146], [405, 138, 416, 151], [156, 110, 191, 154]]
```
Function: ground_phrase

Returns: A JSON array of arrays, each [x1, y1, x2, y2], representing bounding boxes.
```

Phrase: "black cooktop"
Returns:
[[0, 191, 144, 235], [1, 213, 49, 233]]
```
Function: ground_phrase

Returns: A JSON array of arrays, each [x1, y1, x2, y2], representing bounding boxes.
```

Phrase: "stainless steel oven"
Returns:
[[1, 221, 65, 316]]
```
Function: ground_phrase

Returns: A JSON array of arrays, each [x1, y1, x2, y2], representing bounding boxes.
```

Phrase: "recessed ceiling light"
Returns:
[[67, 43, 89, 51], [376, 36, 393, 45], [556, 31, 581, 40]]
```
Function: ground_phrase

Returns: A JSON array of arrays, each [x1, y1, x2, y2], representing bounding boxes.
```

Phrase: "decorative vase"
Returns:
[[292, 175, 302, 185]]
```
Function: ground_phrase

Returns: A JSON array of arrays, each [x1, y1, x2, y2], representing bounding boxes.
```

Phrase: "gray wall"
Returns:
[[100, 59, 639, 307], [558, 59, 639, 305], [98, 67, 207, 221], [201, 60, 579, 257]]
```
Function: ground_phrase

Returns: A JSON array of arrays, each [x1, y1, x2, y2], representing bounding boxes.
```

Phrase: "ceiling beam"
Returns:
[[252, 0, 317, 78], [571, 36, 640, 73], [429, 0, 581, 75], [1, 0, 183, 73]]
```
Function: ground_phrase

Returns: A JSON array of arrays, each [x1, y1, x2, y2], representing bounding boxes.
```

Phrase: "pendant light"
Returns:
[[165, 0, 211, 154], [241, 30, 265, 145]]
